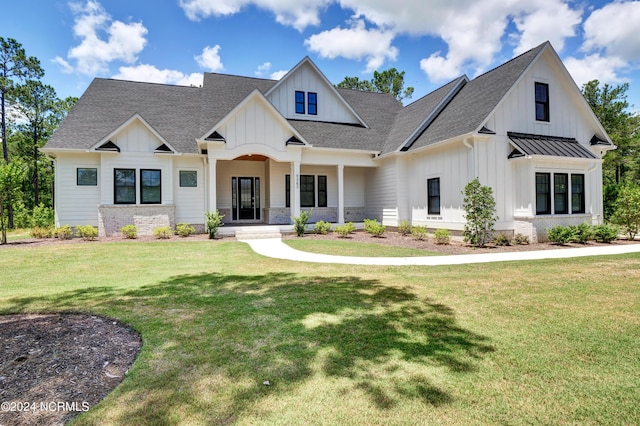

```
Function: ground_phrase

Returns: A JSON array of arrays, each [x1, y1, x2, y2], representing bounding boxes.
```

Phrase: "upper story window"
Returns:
[[295, 91, 317, 115], [295, 91, 305, 114], [535, 82, 549, 122], [308, 92, 317, 115]]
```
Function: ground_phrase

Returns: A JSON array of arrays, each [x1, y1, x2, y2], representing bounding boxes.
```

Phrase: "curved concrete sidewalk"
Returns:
[[244, 238, 640, 266]]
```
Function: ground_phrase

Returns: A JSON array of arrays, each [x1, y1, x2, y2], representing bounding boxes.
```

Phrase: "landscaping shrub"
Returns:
[[205, 210, 225, 239], [434, 229, 451, 245], [398, 220, 412, 236], [293, 210, 312, 237], [570, 222, 594, 244], [153, 226, 172, 239], [76, 225, 98, 241], [493, 233, 511, 246], [120, 224, 138, 239], [314, 220, 331, 235], [593, 223, 619, 243], [176, 223, 195, 237], [611, 185, 640, 239], [364, 218, 386, 237], [12, 200, 32, 228], [30, 226, 52, 239], [334, 224, 351, 238], [52, 225, 73, 240], [344, 222, 356, 234], [410, 225, 428, 240], [547, 225, 573, 245], [462, 178, 498, 247], [31, 203, 54, 228], [513, 233, 530, 245]]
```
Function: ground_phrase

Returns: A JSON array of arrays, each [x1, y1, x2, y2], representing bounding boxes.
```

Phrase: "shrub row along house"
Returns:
[[43, 41, 614, 242]]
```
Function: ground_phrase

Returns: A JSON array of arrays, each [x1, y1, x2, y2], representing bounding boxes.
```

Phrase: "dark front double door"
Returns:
[[232, 177, 260, 221]]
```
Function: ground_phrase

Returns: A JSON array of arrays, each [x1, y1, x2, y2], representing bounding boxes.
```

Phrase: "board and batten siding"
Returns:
[[486, 50, 601, 143], [408, 142, 470, 227], [218, 96, 291, 151], [173, 157, 205, 224], [267, 61, 360, 124], [54, 153, 101, 227]]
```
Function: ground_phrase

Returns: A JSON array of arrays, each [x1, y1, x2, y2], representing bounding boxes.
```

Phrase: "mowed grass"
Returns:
[[1, 240, 639, 425], [284, 239, 441, 257]]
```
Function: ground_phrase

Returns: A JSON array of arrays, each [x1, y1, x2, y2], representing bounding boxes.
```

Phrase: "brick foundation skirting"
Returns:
[[98, 205, 176, 237]]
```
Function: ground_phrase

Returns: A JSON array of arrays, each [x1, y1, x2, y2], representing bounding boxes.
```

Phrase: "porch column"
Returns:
[[208, 158, 217, 212], [337, 164, 345, 224], [291, 161, 300, 220]]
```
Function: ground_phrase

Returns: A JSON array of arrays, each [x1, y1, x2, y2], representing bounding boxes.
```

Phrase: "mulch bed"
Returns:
[[0, 314, 141, 426]]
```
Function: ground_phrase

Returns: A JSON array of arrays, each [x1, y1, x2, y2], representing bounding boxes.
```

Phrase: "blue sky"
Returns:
[[2, 0, 639, 109]]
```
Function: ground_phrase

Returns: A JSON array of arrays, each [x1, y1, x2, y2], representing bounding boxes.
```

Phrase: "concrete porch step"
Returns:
[[234, 226, 282, 241]]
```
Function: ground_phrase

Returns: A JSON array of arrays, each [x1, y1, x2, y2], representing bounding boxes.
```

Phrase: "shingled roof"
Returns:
[[46, 42, 553, 156]]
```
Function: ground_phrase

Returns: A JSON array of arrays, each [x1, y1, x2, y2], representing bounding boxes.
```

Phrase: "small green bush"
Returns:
[[398, 220, 412, 236], [493, 233, 511, 246], [411, 225, 428, 240], [12, 200, 32, 228], [293, 210, 312, 237], [53, 225, 73, 240], [513, 233, 530, 245], [335, 224, 351, 238], [32, 203, 54, 228], [76, 225, 98, 241], [434, 229, 451, 245], [547, 225, 573, 245], [205, 210, 225, 239], [593, 223, 619, 243], [153, 226, 173, 239], [570, 222, 594, 244], [364, 218, 385, 237], [120, 224, 138, 239], [344, 222, 356, 234], [314, 220, 331, 235], [176, 223, 195, 237], [30, 226, 52, 239]]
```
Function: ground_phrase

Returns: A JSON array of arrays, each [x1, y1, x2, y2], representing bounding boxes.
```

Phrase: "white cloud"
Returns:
[[60, 0, 148, 75], [255, 62, 272, 77], [195, 45, 224, 72], [179, 0, 330, 31], [304, 19, 397, 72], [512, 0, 582, 55], [270, 70, 288, 80], [52, 56, 74, 74], [564, 54, 627, 88], [582, 1, 640, 61], [112, 64, 204, 86]]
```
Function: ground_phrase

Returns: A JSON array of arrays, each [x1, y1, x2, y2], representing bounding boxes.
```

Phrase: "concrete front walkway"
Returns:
[[243, 238, 640, 266]]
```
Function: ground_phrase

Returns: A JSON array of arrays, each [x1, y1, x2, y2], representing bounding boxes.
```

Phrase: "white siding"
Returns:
[[487, 49, 601, 144], [365, 157, 396, 223], [218, 97, 290, 152], [174, 157, 205, 224], [409, 143, 470, 228], [54, 153, 101, 226], [267, 62, 360, 124], [344, 167, 365, 207], [268, 160, 290, 208], [111, 120, 163, 153], [216, 160, 267, 210]]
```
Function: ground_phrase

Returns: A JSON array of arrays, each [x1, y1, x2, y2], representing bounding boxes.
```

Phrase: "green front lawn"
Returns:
[[1, 240, 638, 425], [284, 239, 441, 257]]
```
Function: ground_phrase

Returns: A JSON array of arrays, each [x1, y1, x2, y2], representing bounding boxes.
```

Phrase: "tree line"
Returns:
[[0, 37, 77, 242]]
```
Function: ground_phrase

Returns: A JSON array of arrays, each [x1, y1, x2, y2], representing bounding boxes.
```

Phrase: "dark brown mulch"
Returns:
[[0, 314, 141, 426], [283, 230, 639, 255]]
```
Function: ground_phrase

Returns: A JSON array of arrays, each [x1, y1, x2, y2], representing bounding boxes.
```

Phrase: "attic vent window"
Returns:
[[205, 131, 225, 142], [154, 144, 173, 153], [96, 141, 120, 152]]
